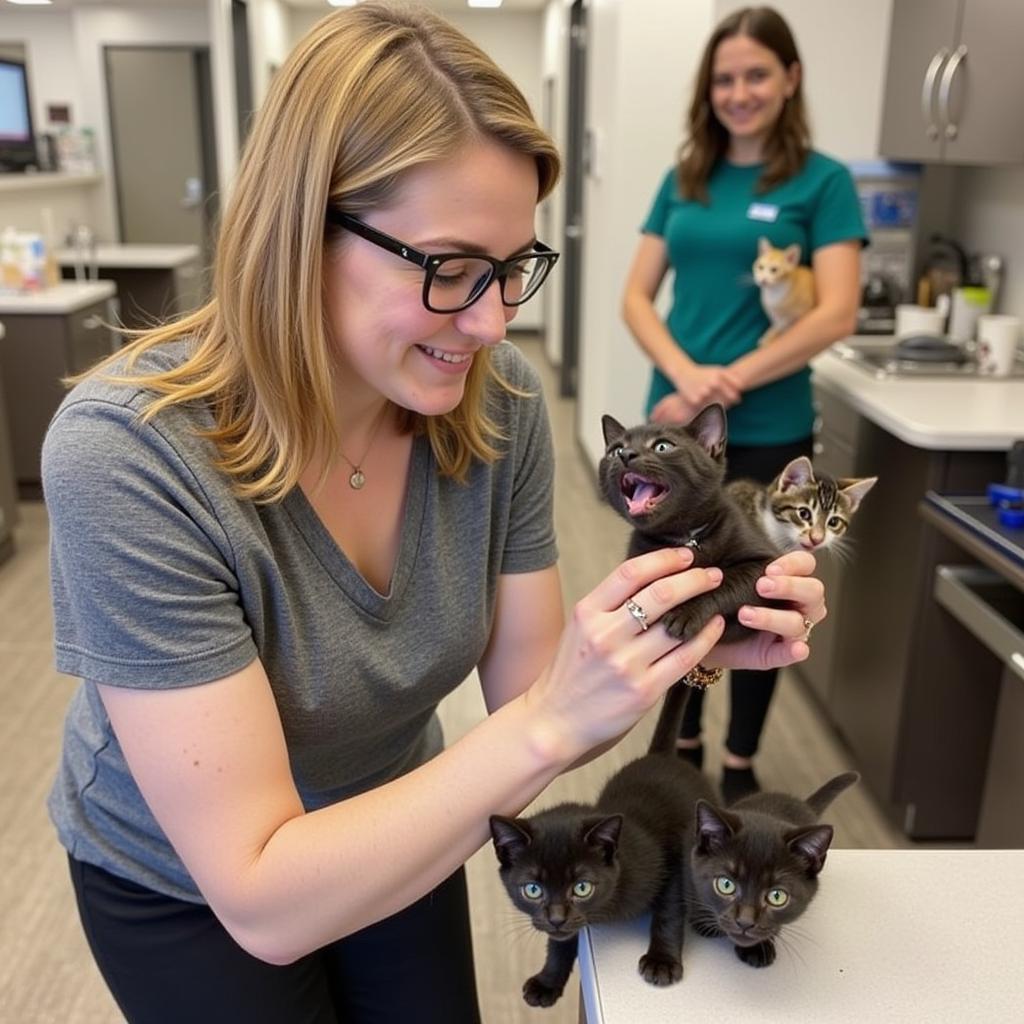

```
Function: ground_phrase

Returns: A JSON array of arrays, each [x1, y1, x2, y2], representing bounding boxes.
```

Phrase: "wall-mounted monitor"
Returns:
[[0, 59, 36, 173]]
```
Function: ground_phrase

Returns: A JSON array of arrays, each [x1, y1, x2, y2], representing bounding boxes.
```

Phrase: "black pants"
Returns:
[[680, 435, 815, 757], [69, 855, 481, 1024]]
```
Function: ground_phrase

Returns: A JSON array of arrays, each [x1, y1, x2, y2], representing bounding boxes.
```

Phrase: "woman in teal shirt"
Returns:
[[622, 5, 865, 802]]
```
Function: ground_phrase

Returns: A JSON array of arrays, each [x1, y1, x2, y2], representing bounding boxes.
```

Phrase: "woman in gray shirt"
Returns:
[[43, 3, 825, 1022]]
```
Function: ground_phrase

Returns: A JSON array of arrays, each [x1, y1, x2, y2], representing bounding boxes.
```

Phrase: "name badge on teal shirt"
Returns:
[[747, 202, 779, 222]]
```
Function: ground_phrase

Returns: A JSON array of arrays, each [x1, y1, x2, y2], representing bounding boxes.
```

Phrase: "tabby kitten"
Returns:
[[489, 682, 716, 1007], [728, 456, 877, 554], [599, 405, 780, 643], [753, 236, 816, 346], [688, 771, 859, 968]]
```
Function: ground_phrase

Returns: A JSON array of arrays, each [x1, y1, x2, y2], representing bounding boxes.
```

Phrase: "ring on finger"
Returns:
[[802, 618, 814, 642], [624, 598, 650, 633]]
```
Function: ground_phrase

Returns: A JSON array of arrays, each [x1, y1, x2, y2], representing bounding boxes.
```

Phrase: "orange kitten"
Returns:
[[752, 236, 816, 346]]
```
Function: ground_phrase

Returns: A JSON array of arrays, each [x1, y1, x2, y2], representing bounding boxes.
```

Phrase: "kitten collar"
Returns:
[[667, 522, 711, 549]]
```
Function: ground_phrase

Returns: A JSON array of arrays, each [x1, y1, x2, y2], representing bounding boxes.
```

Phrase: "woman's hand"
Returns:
[[523, 547, 726, 760], [702, 550, 826, 672], [652, 366, 743, 423]]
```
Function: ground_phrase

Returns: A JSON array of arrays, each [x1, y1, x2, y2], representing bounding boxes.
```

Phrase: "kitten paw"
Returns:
[[735, 939, 776, 968], [523, 976, 565, 1007], [638, 952, 683, 986], [661, 605, 698, 642]]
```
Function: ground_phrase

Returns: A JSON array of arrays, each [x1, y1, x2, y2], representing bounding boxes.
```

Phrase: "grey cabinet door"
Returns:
[[943, 0, 1024, 164], [878, 0, 960, 161]]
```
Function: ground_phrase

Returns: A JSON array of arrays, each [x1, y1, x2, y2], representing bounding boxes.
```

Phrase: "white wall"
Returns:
[[247, 0, 291, 110], [575, 0, 715, 467]]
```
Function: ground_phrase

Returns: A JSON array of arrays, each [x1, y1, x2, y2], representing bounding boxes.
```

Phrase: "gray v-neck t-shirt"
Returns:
[[44, 339, 557, 902]]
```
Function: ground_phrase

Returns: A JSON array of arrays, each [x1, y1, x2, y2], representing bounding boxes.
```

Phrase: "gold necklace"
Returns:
[[338, 402, 389, 490]]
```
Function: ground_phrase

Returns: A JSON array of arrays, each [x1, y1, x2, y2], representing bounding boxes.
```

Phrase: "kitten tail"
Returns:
[[647, 681, 693, 756], [804, 771, 860, 816]]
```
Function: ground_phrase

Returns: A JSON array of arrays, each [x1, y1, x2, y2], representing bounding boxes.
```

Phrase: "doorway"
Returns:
[[560, 0, 588, 398], [104, 46, 219, 258]]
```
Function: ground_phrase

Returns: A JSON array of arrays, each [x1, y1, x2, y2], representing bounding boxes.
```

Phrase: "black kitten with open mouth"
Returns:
[[598, 405, 782, 643]]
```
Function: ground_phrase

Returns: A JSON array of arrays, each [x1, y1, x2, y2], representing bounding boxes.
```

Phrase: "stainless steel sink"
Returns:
[[832, 339, 1024, 380]]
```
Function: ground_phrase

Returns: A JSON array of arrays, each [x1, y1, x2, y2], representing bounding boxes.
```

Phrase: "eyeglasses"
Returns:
[[328, 210, 560, 314]]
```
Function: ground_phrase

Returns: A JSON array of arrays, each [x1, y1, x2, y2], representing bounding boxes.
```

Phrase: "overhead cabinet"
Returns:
[[878, 0, 1024, 164]]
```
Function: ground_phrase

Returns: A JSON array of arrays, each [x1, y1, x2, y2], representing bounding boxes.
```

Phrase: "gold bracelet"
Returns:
[[682, 664, 724, 690]]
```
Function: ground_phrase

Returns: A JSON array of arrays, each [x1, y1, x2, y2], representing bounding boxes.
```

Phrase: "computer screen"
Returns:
[[0, 60, 32, 143]]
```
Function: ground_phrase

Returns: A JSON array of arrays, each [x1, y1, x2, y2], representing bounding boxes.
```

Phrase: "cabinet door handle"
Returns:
[[938, 45, 967, 140], [82, 315, 103, 330], [921, 48, 948, 141]]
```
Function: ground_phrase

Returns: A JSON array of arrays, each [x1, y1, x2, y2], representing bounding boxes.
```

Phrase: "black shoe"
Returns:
[[675, 742, 704, 770], [721, 766, 760, 805]]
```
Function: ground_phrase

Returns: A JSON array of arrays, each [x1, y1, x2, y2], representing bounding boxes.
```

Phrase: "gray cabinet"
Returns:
[[795, 386, 1005, 838], [0, 350, 17, 563], [879, 0, 1024, 165], [0, 300, 115, 497], [60, 257, 205, 333]]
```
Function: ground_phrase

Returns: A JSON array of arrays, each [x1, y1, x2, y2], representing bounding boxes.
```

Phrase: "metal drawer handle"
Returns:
[[921, 48, 948, 141], [938, 45, 967, 140]]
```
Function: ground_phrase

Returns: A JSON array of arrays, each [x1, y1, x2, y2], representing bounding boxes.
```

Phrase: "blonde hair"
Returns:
[[93, 0, 560, 502]]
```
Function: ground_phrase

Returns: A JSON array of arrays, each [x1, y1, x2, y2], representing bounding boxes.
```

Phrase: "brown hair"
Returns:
[[677, 6, 809, 203], [89, 0, 560, 502]]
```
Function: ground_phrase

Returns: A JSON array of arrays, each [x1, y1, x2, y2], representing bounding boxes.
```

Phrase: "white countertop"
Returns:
[[55, 243, 201, 270], [0, 281, 115, 315], [0, 171, 101, 193], [579, 848, 1024, 1024], [812, 339, 1024, 451]]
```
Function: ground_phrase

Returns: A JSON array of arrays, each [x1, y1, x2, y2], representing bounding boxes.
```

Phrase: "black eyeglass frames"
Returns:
[[328, 210, 560, 314]]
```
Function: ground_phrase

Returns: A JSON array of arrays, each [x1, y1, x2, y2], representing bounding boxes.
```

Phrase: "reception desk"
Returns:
[[579, 849, 1023, 1023]]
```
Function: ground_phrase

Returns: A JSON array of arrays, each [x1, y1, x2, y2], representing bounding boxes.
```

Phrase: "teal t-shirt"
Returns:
[[641, 151, 867, 445]]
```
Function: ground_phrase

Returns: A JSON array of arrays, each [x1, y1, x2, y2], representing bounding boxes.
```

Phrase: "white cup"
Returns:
[[976, 314, 1020, 377], [895, 303, 945, 339]]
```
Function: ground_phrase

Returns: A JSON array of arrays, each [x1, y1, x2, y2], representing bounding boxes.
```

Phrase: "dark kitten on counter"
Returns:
[[489, 682, 716, 1007], [688, 771, 859, 968], [598, 405, 780, 643], [728, 455, 877, 555]]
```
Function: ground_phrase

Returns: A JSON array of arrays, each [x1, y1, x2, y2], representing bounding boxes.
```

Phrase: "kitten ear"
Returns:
[[489, 815, 533, 868], [601, 414, 627, 448], [695, 800, 738, 855], [785, 824, 834, 876], [758, 236, 772, 255], [686, 404, 727, 460], [583, 814, 623, 864], [837, 476, 878, 512], [783, 243, 802, 267], [777, 456, 814, 492]]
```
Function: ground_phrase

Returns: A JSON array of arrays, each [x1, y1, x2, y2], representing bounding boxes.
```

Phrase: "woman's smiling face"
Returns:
[[324, 140, 540, 418], [709, 34, 799, 151]]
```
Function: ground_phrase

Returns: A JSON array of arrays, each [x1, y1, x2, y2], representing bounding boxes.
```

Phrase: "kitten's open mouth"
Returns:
[[620, 472, 669, 517]]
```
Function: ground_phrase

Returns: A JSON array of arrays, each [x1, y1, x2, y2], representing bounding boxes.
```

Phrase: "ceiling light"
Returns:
[[468, 1, 504, 8], [6, 1, 56, 7], [327, 1, 359, 8]]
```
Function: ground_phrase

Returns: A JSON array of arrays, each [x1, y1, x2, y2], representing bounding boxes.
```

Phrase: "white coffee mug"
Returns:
[[976, 314, 1020, 377], [895, 304, 945, 339]]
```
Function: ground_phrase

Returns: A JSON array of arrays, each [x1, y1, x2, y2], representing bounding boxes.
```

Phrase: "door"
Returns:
[[559, 0, 588, 398], [943, 0, 1024, 164], [105, 47, 218, 254], [878, 0, 960, 161]]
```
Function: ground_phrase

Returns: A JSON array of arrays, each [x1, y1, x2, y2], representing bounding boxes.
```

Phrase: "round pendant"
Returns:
[[349, 469, 366, 490]]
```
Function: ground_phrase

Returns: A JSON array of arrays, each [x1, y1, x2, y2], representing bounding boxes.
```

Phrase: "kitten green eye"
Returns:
[[652, 440, 676, 454], [713, 875, 736, 897], [827, 516, 843, 530], [798, 507, 813, 522], [572, 880, 595, 900], [521, 882, 544, 901], [766, 888, 789, 907], [609, 445, 624, 458]]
